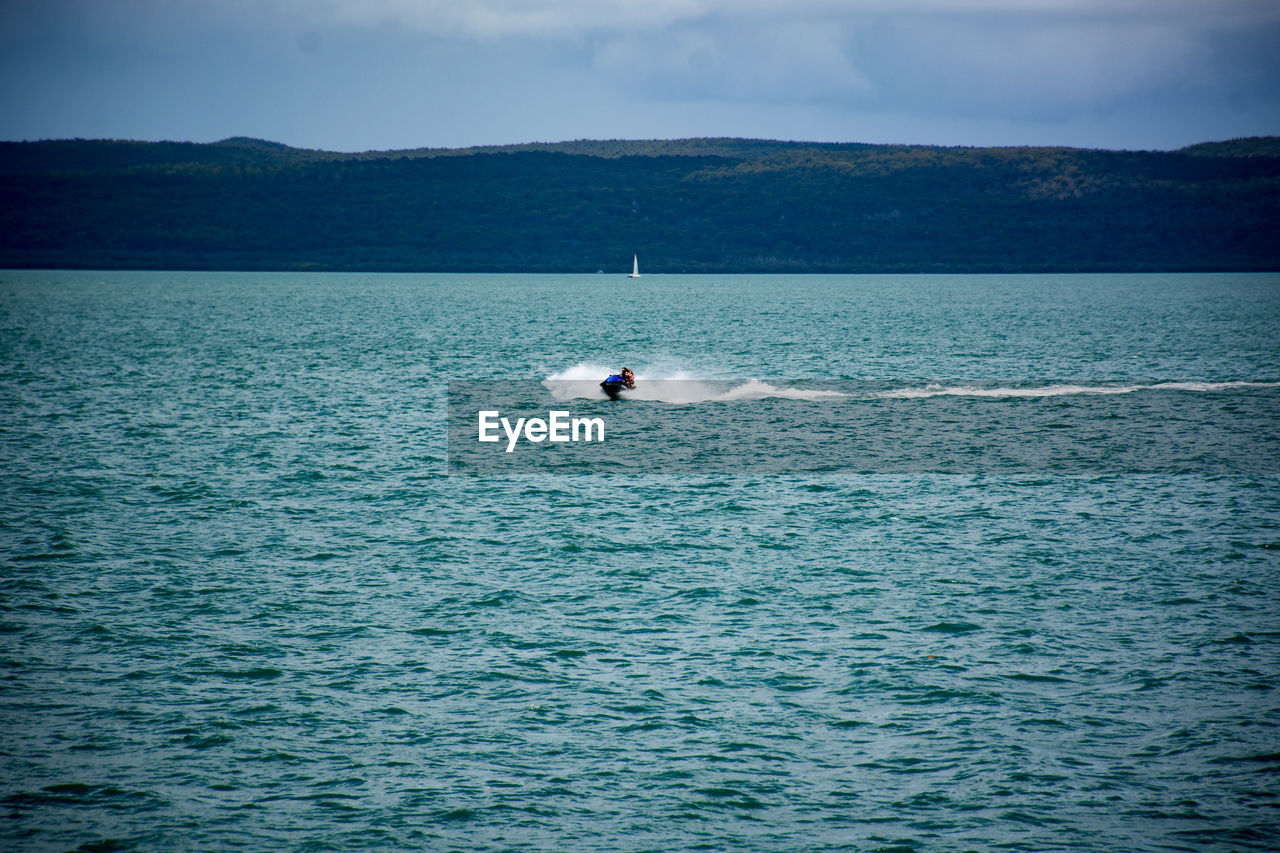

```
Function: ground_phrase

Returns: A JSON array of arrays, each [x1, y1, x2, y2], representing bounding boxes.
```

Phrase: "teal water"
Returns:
[[2, 271, 1279, 851]]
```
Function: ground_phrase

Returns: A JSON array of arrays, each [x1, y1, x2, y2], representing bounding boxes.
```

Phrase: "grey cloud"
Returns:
[[590, 20, 873, 105], [574, 6, 1276, 124], [1, 0, 1276, 150]]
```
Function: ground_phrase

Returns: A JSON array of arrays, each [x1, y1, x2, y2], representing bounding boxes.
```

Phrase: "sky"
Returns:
[[1, 0, 1278, 152]]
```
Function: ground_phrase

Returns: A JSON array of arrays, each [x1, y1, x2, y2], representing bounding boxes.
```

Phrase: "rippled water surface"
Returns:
[[2, 271, 1279, 851]]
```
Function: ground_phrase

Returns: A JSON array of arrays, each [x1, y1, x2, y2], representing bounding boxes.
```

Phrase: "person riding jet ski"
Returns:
[[600, 367, 636, 400]]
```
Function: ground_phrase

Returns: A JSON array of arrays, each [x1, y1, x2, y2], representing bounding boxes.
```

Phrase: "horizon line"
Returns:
[[4, 134, 1277, 157]]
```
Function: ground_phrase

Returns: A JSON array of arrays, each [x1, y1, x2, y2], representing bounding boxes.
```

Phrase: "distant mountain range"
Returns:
[[1, 136, 1277, 273]]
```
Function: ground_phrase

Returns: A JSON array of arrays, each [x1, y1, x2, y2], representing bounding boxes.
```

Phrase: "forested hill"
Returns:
[[2, 136, 1277, 273]]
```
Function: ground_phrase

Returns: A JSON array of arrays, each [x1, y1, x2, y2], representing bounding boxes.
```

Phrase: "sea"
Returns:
[[2, 270, 1278, 852]]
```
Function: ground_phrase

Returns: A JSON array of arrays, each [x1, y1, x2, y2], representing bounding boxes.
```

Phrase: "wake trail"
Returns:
[[543, 364, 1280, 404], [870, 380, 1280, 399], [543, 364, 847, 403]]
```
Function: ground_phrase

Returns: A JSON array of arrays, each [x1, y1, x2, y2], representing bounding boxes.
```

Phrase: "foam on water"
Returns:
[[543, 363, 847, 403], [713, 378, 848, 401], [546, 365, 1280, 404], [873, 380, 1280, 399]]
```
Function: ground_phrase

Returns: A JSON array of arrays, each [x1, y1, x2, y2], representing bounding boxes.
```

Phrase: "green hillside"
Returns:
[[1, 136, 1276, 272]]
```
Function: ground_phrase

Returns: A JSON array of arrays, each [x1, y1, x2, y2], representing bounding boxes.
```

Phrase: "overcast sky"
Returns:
[[1, 0, 1277, 152]]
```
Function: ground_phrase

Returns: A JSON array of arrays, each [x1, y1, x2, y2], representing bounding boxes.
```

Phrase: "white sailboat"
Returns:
[[628, 255, 641, 278]]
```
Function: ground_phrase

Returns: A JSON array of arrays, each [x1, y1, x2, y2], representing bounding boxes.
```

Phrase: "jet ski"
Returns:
[[600, 375, 627, 400], [600, 369, 636, 400]]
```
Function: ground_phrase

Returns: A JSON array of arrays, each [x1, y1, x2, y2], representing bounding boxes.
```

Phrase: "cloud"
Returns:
[[1, 0, 1276, 150], [279, 1, 1279, 117], [289, 0, 1280, 40], [846, 15, 1212, 120], [591, 20, 874, 105], [287, 0, 718, 39], [12, 1, 1279, 43]]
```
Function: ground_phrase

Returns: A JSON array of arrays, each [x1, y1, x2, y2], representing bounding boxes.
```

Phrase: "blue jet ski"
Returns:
[[600, 369, 636, 400]]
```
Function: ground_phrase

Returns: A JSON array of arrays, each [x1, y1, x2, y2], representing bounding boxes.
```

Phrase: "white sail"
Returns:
[[628, 255, 640, 278]]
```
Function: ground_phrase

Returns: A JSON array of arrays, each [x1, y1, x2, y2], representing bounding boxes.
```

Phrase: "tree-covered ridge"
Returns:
[[0, 136, 1276, 272], [6, 134, 1277, 174], [1179, 137, 1280, 158], [0, 136, 878, 174]]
